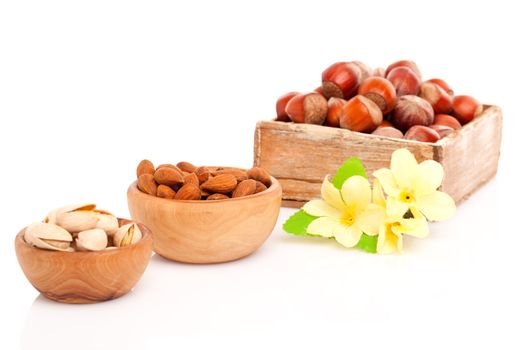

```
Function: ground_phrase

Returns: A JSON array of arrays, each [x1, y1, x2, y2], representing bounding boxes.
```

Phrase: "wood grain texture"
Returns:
[[127, 176, 282, 264], [15, 223, 153, 304], [254, 105, 502, 206], [439, 106, 502, 202]]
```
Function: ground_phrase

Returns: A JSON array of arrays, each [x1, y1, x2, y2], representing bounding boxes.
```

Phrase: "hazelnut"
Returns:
[[326, 97, 346, 127], [387, 67, 421, 96], [358, 77, 397, 114], [452, 95, 482, 125], [372, 126, 403, 139], [372, 67, 386, 78], [285, 92, 328, 124], [314, 86, 328, 98], [391, 95, 434, 132], [430, 124, 454, 139], [340, 95, 383, 133], [404, 125, 440, 143], [385, 60, 422, 80], [321, 62, 361, 99], [418, 81, 452, 114], [433, 114, 461, 130], [377, 119, 394, 128], [349, 60, 372, 80], [276, 92, 300, 122], [426, 78, 453, 95]]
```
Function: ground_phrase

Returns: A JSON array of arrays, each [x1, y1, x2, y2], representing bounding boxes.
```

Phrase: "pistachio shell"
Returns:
[[24, 222, 73, 251], [58, 203, 97, 213], [40, 239, 72, 250], [44, 209, 58, 225], [113, 223, 142, 247], [56, 211, 99, 232], [45, 204, 96, 225], [95, 213, 119, 235], [75, 229, 108, 251]]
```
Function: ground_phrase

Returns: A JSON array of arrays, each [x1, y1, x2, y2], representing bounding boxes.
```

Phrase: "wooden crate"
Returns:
[[253, 105, 502, 208]]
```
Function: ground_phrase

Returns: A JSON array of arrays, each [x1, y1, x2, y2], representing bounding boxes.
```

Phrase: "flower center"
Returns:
[[340, 210, 355, 226], [399, 191, 414, 203]]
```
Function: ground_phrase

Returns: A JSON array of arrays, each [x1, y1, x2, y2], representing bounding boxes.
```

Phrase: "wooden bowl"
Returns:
[[127, 175, 282, 263], [15, 223, 153, 304]]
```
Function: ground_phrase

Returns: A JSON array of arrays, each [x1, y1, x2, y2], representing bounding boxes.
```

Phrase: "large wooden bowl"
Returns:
[[127, 175, 282, 263], [15, 223, 153, 304]]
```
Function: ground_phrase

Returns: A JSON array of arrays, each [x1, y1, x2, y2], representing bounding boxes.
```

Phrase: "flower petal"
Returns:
[[390, 148, 417, 191], [392, 217, 429, 238], [341, 176, 371, 210], [373, 168, 399, 197], [377, 224, 402, 254], [333, 224, 362, 248], [372, 179, 386, 208], [302, 199, 341, 218], [413, 160, 444, 196], [321, 176, 346, 211], [415, 191, 456, 221], [306, 217, 339, 238], [386, 196, 409, 219], [356, 203, 385, 236]]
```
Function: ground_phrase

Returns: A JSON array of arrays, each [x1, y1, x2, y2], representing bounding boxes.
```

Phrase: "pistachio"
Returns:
[[55, 203, 99, 232], [94, 210, 119, 235], [43, 209, 58, 225], [75, 229, 108, 251], [113, 223, 142, 247], [24, 222, 73, 251]]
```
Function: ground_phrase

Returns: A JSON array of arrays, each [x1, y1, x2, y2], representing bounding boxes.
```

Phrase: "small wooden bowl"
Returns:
[[15, 223, 153, 304], [127, 175, 282, 263]]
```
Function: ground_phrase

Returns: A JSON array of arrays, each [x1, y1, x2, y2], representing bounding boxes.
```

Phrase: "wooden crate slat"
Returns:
[[254, 105, 502, 207]]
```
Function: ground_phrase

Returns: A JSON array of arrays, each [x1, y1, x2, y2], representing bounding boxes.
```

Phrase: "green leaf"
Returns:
[[283, 209, 318, 236], [355, 233, 378, 253], [331, 157, 367, 189]]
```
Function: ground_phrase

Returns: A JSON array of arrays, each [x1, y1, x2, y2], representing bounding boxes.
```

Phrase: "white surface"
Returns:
[[1, 1, 524, 349]]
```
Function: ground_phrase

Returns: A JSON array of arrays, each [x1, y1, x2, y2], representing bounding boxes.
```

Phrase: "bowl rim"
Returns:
[[128, 174, 281, 204], [15, 221, 152, 256]]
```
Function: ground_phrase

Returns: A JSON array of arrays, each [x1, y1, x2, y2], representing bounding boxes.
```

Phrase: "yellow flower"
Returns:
[[373, 148, 455, 221], [302, 176, 384, 248], [372, 179, 429, 254]]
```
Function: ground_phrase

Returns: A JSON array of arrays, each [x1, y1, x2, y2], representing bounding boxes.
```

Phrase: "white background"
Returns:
[[1, 0, 524, 349]]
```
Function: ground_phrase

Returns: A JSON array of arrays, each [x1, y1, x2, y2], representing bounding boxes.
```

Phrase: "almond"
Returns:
[[154, 167, 184, 186], [174, 184, 201, 200], [201, 174, 237, 194], [184, 172, 200, 187], [232, 179, 256, 198], [157, 185, 176, 199], [213, 168, 249, 182], [247, 167, 272, 187], [137, 174, 157, 196], [254, 181, 267, 194], [195, 166, 210, 184], [156, 164, 180, 172], [207, 193, 229, 200], [136, 159, 155, 178], [177, 161, 197, 173]]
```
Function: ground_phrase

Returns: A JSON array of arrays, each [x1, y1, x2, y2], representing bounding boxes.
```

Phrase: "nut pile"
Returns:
[[275, 60, 483, 143], [24, 204, 142, 252], [136, 160, 272, 200]]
